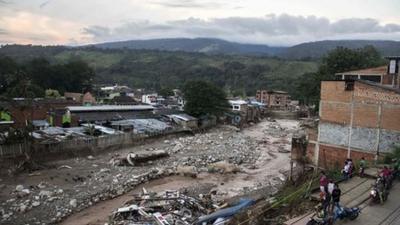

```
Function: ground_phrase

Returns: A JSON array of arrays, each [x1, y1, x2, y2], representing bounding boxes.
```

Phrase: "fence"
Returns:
[[0, 127, 188, 159]]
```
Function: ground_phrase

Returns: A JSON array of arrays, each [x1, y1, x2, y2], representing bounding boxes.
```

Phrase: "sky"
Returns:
[[0, 0, 399, 46]]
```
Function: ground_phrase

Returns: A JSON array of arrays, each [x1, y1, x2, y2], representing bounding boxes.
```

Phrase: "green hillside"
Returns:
[[0, 45, 318, 97]]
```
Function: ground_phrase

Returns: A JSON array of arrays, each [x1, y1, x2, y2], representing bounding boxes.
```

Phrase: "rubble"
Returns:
[[109, 188, 254, 225], [0, 119, 299, 225]]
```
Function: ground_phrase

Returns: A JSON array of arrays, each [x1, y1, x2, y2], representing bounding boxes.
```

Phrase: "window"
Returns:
[[360, 75, 381, 83], [345, 80, 354, 91], [233, 105, 240, 110], [344, 75, 358, 80]]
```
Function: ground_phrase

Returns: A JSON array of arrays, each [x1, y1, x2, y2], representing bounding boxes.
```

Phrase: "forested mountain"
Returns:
[[0, 45, 318, 97], [280, 40, 400, 59], [90, 38, 285, 56], [90, 38, 400, 59]]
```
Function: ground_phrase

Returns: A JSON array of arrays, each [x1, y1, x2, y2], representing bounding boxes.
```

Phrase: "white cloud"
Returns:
[[83, 14, 400, 46]]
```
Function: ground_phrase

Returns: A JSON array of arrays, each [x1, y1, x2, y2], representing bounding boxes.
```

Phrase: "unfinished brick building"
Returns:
[[256, 90, 290, 109], [307, 80, 400, 169]]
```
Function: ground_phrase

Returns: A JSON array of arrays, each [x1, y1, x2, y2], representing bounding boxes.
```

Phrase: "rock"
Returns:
[[69, 199, 77, 208], [39, 190, 53, 198], [19, 189, 31, 197], [15, 185, 24, 192], [176, 166, 198, 178], [164, 140, 170, 144], [32, 201, 41, 207], [37, 182, 47, 189], [208, 161, 241, 174], [100, 168, 111, 173], [19, 204, 28, 213], [87, 155, 94, 160]]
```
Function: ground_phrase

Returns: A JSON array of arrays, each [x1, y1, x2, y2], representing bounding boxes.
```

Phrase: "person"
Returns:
[[327, 179, 335, 195], [348, 159, 354, 178], [320, 171, 328, 193], [342, 161, 350, 180], [330, 183, 343, 220], [359, 157, 366, 177]]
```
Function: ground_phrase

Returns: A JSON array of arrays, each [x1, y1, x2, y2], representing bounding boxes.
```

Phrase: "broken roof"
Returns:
[[336, 66, 387, 75]]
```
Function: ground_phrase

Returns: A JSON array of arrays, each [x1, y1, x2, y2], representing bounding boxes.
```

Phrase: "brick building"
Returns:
[[256, 90, 290, 109], [306, 80, 400, 169]]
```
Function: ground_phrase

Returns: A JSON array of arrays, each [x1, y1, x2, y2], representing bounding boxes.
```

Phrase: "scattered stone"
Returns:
[[69, 199, 77, 208], [15, 185, 24, 192], [32, 201, 41, 207], [58, 165, 72, 170], [87, 155, 94, 160]]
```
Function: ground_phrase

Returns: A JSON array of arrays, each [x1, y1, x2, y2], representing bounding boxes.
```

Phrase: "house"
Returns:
[[110, 94, 137, 105], [66, 105, 154, 125], [335, 56, 400, 88], [111, 119, 172, 133], [64, 92, 96, 105], [167, 114, 198, 130], [256, 90, 291, 109], [142, 94, 158, 105], [306, 79, 400, 169], [229, 100, 248, 112], [0, 98, 79, 128]]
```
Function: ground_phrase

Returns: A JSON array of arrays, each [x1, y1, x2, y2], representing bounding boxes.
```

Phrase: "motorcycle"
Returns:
[[370, 176, 389, 204], [306, 204, 361, 225]]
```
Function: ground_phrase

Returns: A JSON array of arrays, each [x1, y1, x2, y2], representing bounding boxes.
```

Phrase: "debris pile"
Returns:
[[110, 188, 254, 225]]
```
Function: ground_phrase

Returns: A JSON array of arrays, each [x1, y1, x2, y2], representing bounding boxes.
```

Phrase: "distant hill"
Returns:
[[279, 40, 400, 59], [89, 38, 400, 59], [90, 38, 286, 56]]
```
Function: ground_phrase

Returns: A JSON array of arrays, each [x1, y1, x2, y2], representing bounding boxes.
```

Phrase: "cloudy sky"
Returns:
[[0, 0, 399, 46]]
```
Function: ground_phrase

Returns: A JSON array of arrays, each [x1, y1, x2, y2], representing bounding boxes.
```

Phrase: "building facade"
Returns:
[[256, 90, 290, 109], [307, 80, 400, 169]]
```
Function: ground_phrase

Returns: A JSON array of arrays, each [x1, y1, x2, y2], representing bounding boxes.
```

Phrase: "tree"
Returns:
[[183, 80, 229, 117], [295, 46, 385, 106], [45, 89, 61, 98], [159, 87, 174, 97]]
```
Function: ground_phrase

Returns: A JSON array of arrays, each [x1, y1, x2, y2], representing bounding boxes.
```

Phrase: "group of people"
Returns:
[[319, 171, 341, 219]]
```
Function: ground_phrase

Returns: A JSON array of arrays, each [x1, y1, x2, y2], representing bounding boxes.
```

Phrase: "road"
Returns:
[[338, 181, 400, 225]]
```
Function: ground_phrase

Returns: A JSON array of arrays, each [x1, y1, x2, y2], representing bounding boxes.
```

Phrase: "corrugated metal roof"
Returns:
[[67, 105, 154, 112]]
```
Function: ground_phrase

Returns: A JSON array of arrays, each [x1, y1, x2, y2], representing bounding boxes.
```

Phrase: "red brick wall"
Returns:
[[381, 105, 400, 131], [353, 103, 379, 128], [320, 101, 351, 125], [320, 82, 352, 103], [317, 144, 375, 170]]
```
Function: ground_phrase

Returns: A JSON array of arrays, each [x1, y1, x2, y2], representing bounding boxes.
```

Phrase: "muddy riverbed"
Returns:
[[0, 119, 299, 225]]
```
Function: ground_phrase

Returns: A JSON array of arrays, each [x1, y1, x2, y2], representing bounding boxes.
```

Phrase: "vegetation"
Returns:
[[0, 45, 318, 97], [0, 56, 94, 98], [183, 81, 230, 117], [294, 46, 385, 106]]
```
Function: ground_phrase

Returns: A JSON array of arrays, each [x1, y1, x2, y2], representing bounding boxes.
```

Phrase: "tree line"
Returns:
[[0, 56, 95, 98]]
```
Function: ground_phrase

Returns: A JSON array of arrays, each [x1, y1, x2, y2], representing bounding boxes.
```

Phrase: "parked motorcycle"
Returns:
[[306, 204, 361, 225]]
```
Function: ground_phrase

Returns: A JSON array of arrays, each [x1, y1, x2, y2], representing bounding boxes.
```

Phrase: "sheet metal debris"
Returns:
[[110, 188, 254, 225]]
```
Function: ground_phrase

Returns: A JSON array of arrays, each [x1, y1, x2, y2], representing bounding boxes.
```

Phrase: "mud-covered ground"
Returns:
[[0, 119, 299, 225]]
